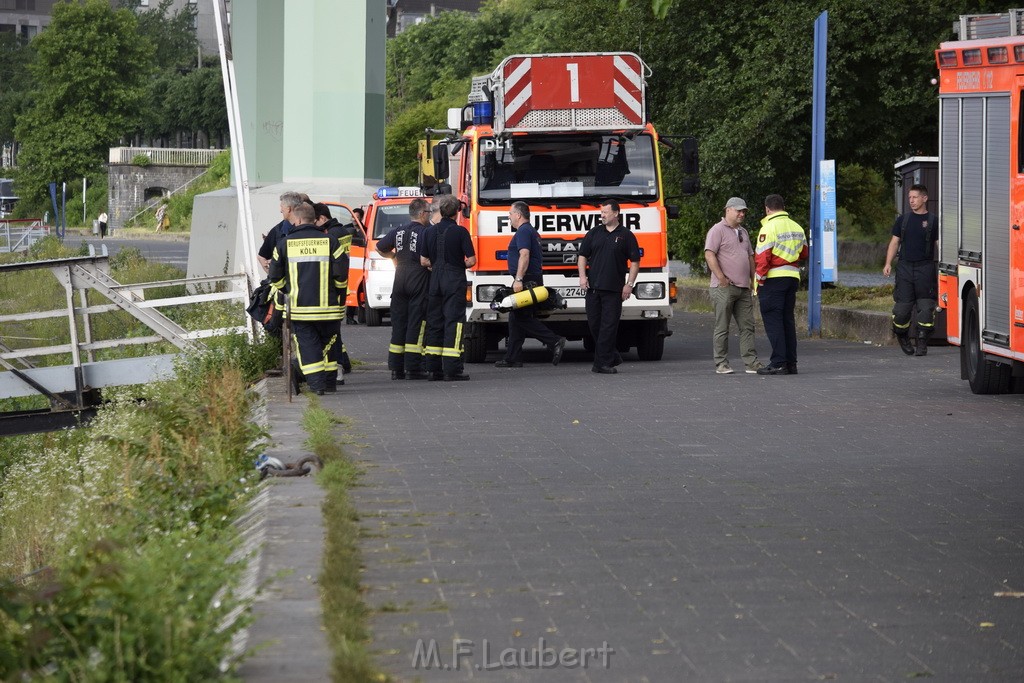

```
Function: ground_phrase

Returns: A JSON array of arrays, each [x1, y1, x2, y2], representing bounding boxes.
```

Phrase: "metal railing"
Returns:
[[0, 219, 49, 253], [0, 255, 253, 409], [108, 147, 226, 166]]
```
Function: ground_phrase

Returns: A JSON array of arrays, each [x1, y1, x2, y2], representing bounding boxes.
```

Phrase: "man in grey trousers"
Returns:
[[704, 197, 763, 374]]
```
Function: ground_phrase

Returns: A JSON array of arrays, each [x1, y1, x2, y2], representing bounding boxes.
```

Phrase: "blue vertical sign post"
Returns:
[[819, 159, 837, 282], [808, 10, 827, 335]]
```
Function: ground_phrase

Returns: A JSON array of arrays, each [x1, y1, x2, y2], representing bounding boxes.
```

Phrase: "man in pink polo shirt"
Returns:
[[704, 197, 763, 374]]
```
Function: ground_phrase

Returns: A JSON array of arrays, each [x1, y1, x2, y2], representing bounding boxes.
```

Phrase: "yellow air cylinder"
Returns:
[[496, 284, 549, 311]]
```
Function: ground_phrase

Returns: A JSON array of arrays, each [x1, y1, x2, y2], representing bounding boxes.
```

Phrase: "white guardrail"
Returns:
[[108, 147, 226, 166]]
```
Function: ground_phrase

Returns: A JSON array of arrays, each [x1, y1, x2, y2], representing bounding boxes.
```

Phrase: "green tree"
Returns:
[[384, 0, 1007, 266], [131, 0, 199, 72], [14, 0, 154, 207]]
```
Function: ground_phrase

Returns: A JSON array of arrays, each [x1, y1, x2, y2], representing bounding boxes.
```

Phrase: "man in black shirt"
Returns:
[[578, 199, 641, 374], [419, 194, 476, 381], [377, 198, 432, 380], [883, 184, 938, 356]]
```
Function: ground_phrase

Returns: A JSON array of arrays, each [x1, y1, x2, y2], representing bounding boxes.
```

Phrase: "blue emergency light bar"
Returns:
[[376, 186, 423, 199]]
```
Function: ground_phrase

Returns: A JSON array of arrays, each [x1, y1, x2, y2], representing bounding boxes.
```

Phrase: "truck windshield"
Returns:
[[372, 203, 413, 239], [477, 133, 658, 204]]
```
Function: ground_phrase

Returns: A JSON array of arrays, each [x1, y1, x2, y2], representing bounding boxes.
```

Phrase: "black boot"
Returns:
[[895, 332, 915, 356], [914, 332, 931, 356]]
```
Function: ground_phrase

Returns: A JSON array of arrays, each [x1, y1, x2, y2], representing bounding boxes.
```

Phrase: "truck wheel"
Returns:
[[963, 288, 1010, 394], [365, 305, 383, 327], [636, 320, 666, 361], [464, 322, 488, 363], [582, 335, 595, 353]]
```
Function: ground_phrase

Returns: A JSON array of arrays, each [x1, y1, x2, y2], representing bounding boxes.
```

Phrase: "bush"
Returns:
[[0, 345, 273, 680], [131, 153, 152, 167]]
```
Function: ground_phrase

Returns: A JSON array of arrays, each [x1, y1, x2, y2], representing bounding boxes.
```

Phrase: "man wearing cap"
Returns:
[[704, 197, 763, 374]]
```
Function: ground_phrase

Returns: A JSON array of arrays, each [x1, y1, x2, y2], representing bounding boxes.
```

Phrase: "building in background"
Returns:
[[0, 0, 58, 40], [0, 0, 225, 54], [386, 0, 484, 37]]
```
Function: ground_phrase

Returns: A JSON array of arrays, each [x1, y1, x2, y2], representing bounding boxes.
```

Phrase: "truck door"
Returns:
[[1012, 76, 1024, 351], [982, 93, 1012, 347]]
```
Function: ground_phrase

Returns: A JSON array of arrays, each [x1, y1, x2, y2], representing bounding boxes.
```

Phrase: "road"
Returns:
[[61, 234, 190, 272], [317, 313, 1024, 682]]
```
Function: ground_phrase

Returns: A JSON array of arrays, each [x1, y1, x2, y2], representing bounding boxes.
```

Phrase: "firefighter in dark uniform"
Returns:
[[883, 183, 938, 356], [314, 203, 354, 382], [269, 201, 349, 395], [578, 199, 640, 374], [377, 197, 431, 380], [419, 194, 476, 381]]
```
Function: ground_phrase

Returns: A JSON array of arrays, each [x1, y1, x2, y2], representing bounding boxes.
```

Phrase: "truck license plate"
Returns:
[[555, 287, 587, 298]]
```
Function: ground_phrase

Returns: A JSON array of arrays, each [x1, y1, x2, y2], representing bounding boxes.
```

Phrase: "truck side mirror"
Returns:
[[432, 143, 449, 184], [681, 137, 699, 175]]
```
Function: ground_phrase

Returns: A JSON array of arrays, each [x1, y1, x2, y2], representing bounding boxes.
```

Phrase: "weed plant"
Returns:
[[302, 399, 384, 683], [0, 324, 278, 680]]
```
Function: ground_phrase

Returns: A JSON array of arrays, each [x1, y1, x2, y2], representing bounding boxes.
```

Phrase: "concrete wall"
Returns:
[[107, 163, 209, 230]]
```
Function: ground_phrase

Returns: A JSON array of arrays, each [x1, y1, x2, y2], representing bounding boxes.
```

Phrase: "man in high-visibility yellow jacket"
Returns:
[[269, 201, 349, 395], [754, 194, 808, 375]]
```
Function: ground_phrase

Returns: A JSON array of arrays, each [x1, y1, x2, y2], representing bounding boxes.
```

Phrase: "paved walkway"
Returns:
[[243, 312, 1024, 682]]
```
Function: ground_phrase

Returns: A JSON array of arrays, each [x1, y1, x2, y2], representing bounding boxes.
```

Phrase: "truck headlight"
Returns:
[[477, 284, 503, 301], [634, 282, 664, 299]]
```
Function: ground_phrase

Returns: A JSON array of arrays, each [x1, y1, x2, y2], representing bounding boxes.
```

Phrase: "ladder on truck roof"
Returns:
[[956, 9, 1024, 40]]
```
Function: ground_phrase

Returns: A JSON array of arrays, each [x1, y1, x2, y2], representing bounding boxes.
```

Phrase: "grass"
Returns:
[[0, 241, 282, 679], [0, 358, 273, 680], [302, 398, 387, 683], [676, 276, 893, 313]]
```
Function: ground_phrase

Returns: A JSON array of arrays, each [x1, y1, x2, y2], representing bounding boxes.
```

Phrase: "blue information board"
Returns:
[[819, 160, 837, 283]]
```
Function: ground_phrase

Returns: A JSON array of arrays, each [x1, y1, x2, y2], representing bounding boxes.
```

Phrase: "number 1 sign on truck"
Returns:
[[429, 52, 699, 363]]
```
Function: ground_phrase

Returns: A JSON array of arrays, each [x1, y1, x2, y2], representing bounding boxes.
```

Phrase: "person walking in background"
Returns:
[[377, 198, 432, 380], [755, 194, 807, 376], [883, 184, 938, 356], [704, 197, 762, 375], [98, 211, 108, 239], [154, 204, 167, 232], [419, 194, 476, 381], [495, 201, 565, 369], [578, 199, 640, 375]]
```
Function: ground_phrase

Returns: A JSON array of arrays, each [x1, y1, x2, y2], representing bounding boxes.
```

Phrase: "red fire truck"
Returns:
[[935, 11, 1024, 393], [429, 52, 696, 363]]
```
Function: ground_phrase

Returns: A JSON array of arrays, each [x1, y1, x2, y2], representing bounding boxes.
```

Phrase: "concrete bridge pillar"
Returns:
[[188, 0, 385, 280]]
